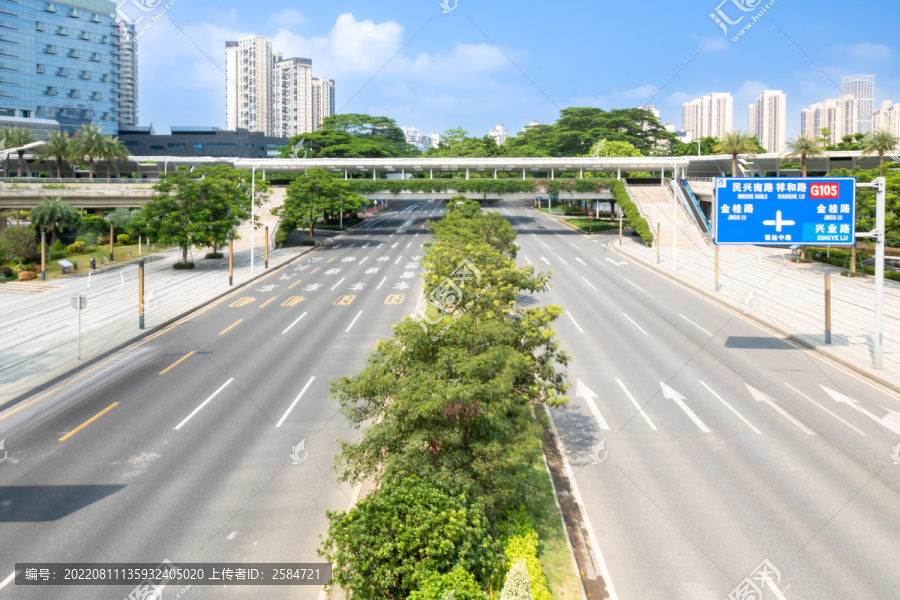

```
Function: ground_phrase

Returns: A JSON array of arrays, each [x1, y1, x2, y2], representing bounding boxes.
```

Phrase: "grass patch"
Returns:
[[10, 243, 170, 282], [538, 204, 582, 216], [563, 218, 618, 234]]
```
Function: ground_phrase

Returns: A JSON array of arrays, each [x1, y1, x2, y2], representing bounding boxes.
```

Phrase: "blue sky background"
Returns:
[[135, 0, 900, 141]]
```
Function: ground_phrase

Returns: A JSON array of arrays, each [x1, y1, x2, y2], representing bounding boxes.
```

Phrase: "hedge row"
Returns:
[[610, 180, 654, 246]]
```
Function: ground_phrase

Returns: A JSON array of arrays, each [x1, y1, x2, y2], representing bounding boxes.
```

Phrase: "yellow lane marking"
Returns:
[[260, 296, 277, 308], [310, 267, 320, 274], [230, 296, 256, 307], [59, 402, 118, 442], [159, 351, 195, 375], [327, 257, 336, 263], [289, 279, 302, 289], [333, 295, 356, 306], [219, 319, 243, 335], [385, 294, 406, 304], [282, 296, 306, 307]]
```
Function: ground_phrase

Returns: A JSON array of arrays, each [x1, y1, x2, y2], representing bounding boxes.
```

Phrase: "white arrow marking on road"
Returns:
[[616, 379, 656, 430], [783, 383, 866, 436], [699, 381, 760, 433], [541, 257, 550, 264], [606, 258, 626, 266], [746, 384, 815, 435], [820, 385, 900, 436], [581, 277, 597, 291], [576, 379, 609, 430], [660, 381, 710, 432], [575, 257, 587, 265]]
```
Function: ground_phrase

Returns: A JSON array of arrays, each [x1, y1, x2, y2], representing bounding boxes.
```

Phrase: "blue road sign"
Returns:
[[714, 177, 856, 246]]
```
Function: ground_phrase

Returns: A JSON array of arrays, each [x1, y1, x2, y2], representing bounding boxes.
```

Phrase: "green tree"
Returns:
[[72, 123, 105, 180], [142, 165, 263, 264], [785, 135, 824, 177], [274, 168, 348, 242], [408, 567, 484, 600], [99, 136, 130, 178], [714, 131, 758, 177], [280, 113, 414, 158], [861, 129, 898, 168], [35, 130, 74, 178], [426, 128, 504, 158], [30, 196, 78, 245], [320, 475, 501, 600], [4, 126, 38, 178], [0, 225, 37, 267], [669, 136, 719, 157]]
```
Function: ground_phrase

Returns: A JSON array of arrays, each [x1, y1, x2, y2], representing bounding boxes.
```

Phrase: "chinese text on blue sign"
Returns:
[[714, 177, 856, 245]]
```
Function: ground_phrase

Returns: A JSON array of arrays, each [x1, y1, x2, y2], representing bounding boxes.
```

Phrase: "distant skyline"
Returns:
[[134, 0, 899, 142]]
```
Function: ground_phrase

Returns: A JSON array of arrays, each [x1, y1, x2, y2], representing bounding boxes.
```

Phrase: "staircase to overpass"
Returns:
[[625, 183, 708, 250]]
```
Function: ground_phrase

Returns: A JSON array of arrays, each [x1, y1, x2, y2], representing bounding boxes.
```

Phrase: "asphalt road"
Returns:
[[0, 199, 443, 599], [501, 200, 900, 600]]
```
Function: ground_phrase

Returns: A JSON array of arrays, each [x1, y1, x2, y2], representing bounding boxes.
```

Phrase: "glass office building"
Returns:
[[0, 0, 120, 135]]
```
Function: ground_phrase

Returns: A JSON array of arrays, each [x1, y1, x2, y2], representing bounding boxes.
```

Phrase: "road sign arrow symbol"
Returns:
[[540, 257, 550, 264], [660, 381, 710, 432], [820, 385, 900, 436], [747, 384, 815, 435], [576, 379, 609, 430], [606, 258, 626, 266]]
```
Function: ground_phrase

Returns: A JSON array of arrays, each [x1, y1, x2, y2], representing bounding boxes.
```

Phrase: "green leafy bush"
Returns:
[[74, 236, 86, 244], [502, 524, 551, 600], [51, 239, 65, 252], [83, 232, 99, 247], [0, 266, 12, 277], [408, 568, 484, 600], [173, 261, 195, 269], [76, 215, 109, 237], [205, 251, 224, 259], [48, 250, 67, 260], [611, 180, 653, 246], [66, 242, 85, 255], [500, 560, 532, 600], [116, 234, 130, 244]]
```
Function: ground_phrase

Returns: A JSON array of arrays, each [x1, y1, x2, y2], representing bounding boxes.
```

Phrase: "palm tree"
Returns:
[[4, 126, 38, 177], [72, 123, 104, 180], [99, 136, 129, 179], [0, 126, 7, 177], [30, 196, 79, 245], [784, 135, 824, 177], [714, 131, 757, 177], [35, 131, 74, 178], [860, 129, 898, 167]]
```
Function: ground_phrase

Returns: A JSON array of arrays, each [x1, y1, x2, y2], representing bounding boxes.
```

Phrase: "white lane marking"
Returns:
[[581, 277, 598, 291], [592, 257, 604, 264], [542, 405, 620, 600], [395, 256, 402, 264], [746, 384, 816, 435], [276, 376, 316, 428], [784, 383, 866, 436], [606, 258, 627, 266], [359, 256, 368, 265], [376, 277, 387, 290], [679, 314, 713, 337], [345, 310, 363, 333], [699, 381, 761, 434], [406, 241, 412, 249], [570, 242, 578, 248], [363, 233, 370, 238], [542, 241, 550, 248], [622, 313, 648, 336], [820, 385, 900, 436], [566, 312, 585, 334], [523, 255, 532, 265], [624, 278, 644, 292], [556, 256, 569, 265], [576, 379, 609, 430], [330, 277, 345, 291], [541, 257, 550, 265], [575, 257, 587, 265], [661, 381, 711, 433], [281, 311, 308, 335], [175, 378, 234, 431], [615, 379, 656, 430], [0, 572, 15, 591]]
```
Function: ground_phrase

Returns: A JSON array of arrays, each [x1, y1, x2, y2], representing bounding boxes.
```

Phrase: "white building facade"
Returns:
[[748, 90, 786, 153]]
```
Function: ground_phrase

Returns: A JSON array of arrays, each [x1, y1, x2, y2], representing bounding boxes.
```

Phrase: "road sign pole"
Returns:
[[657, 222, 661, 264], [228, 236, 233, 286], [265, 225, 269, 269], [109, 222, 114, 262], [41, 231, 46, 281], [874, 177, 885, 368], [824, 267, 831, 344], [715, 244, 720, 291], [138, 258, 145, 330], [77, 297, 81, 360]]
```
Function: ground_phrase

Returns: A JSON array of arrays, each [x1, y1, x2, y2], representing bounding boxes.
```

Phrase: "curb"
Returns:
[[609, 240, 900, 396]]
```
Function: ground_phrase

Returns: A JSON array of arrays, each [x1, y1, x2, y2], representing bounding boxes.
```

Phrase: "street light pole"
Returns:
[[250, 163, 261, 273]]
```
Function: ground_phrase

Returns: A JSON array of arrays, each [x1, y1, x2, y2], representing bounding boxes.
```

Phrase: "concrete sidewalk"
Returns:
[[609, 235, 900, 391], [0, 240, 316, 407]]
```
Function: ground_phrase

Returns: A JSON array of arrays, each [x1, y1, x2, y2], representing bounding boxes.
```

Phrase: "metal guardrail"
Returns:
[[677, 180, 712, 234]]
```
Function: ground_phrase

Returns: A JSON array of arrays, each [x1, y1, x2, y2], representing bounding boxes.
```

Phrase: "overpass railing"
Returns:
[[677, 179, 712, 236]]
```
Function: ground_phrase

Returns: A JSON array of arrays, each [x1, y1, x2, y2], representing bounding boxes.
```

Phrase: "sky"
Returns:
[[132, 0, 900, 141]]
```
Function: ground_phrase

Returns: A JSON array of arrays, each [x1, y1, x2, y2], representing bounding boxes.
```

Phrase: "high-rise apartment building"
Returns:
[[0, 0, 123, 134], [114, 21, 137, 127], [489, 123, 508, 145], [682, 93, 733, 139], [311, 77, 334, 131], [272, 55, 312, 138], [841, 74, 875, 135], [748, 90, 786, 153], [800, 96, 858, 144], [225, 35, 274, 135], [872, 98, 900, 137]]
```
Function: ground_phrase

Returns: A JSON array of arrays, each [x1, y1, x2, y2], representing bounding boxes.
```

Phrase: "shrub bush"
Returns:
[[76, 215, 109, 237], [499, 560, 532, 600], [98, 236, 110, 246], [18, 270, 36, 281], [83, 232, 99, 247], [116, 234, 130, 244], [173, 261, 195, 270], [205, 252, 224, 259], [301, 240, 315, 246], [66, 242, 85, 255], [48, 250, 67, 261], [408, 568, 484, 600], [24, 251, 43, 264], [0, 266, 12, 277], [51, 239, 65, 252], [74, 236, 86, 244], [502, 524, 551, 600]]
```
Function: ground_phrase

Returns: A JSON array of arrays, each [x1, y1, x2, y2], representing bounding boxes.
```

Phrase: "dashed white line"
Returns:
[[395, 256, 402, 264], [566, 312, 585, 334], [624, 278, 644, 292], [406, 241, 412, 249], [276, 376, 315, 428], [175, 378, 234, 431], [376, 277, 387, 290], [615, 379, 657, 430], [345, 310, 363, 333], [622, 313, 648, 335], [699, 381, 761, 434], [679, 314, 713, 337], [784, 383, 867, 436], [359, 256, 368, 265], [281, 311, 308, 335], [542, 241, 550, 248], [581, 277, 597, 291], [330, 277, 346, 291], [592, 257, 604, 264], [0, 572, 15, 591], [523, 255, 532, 265]]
